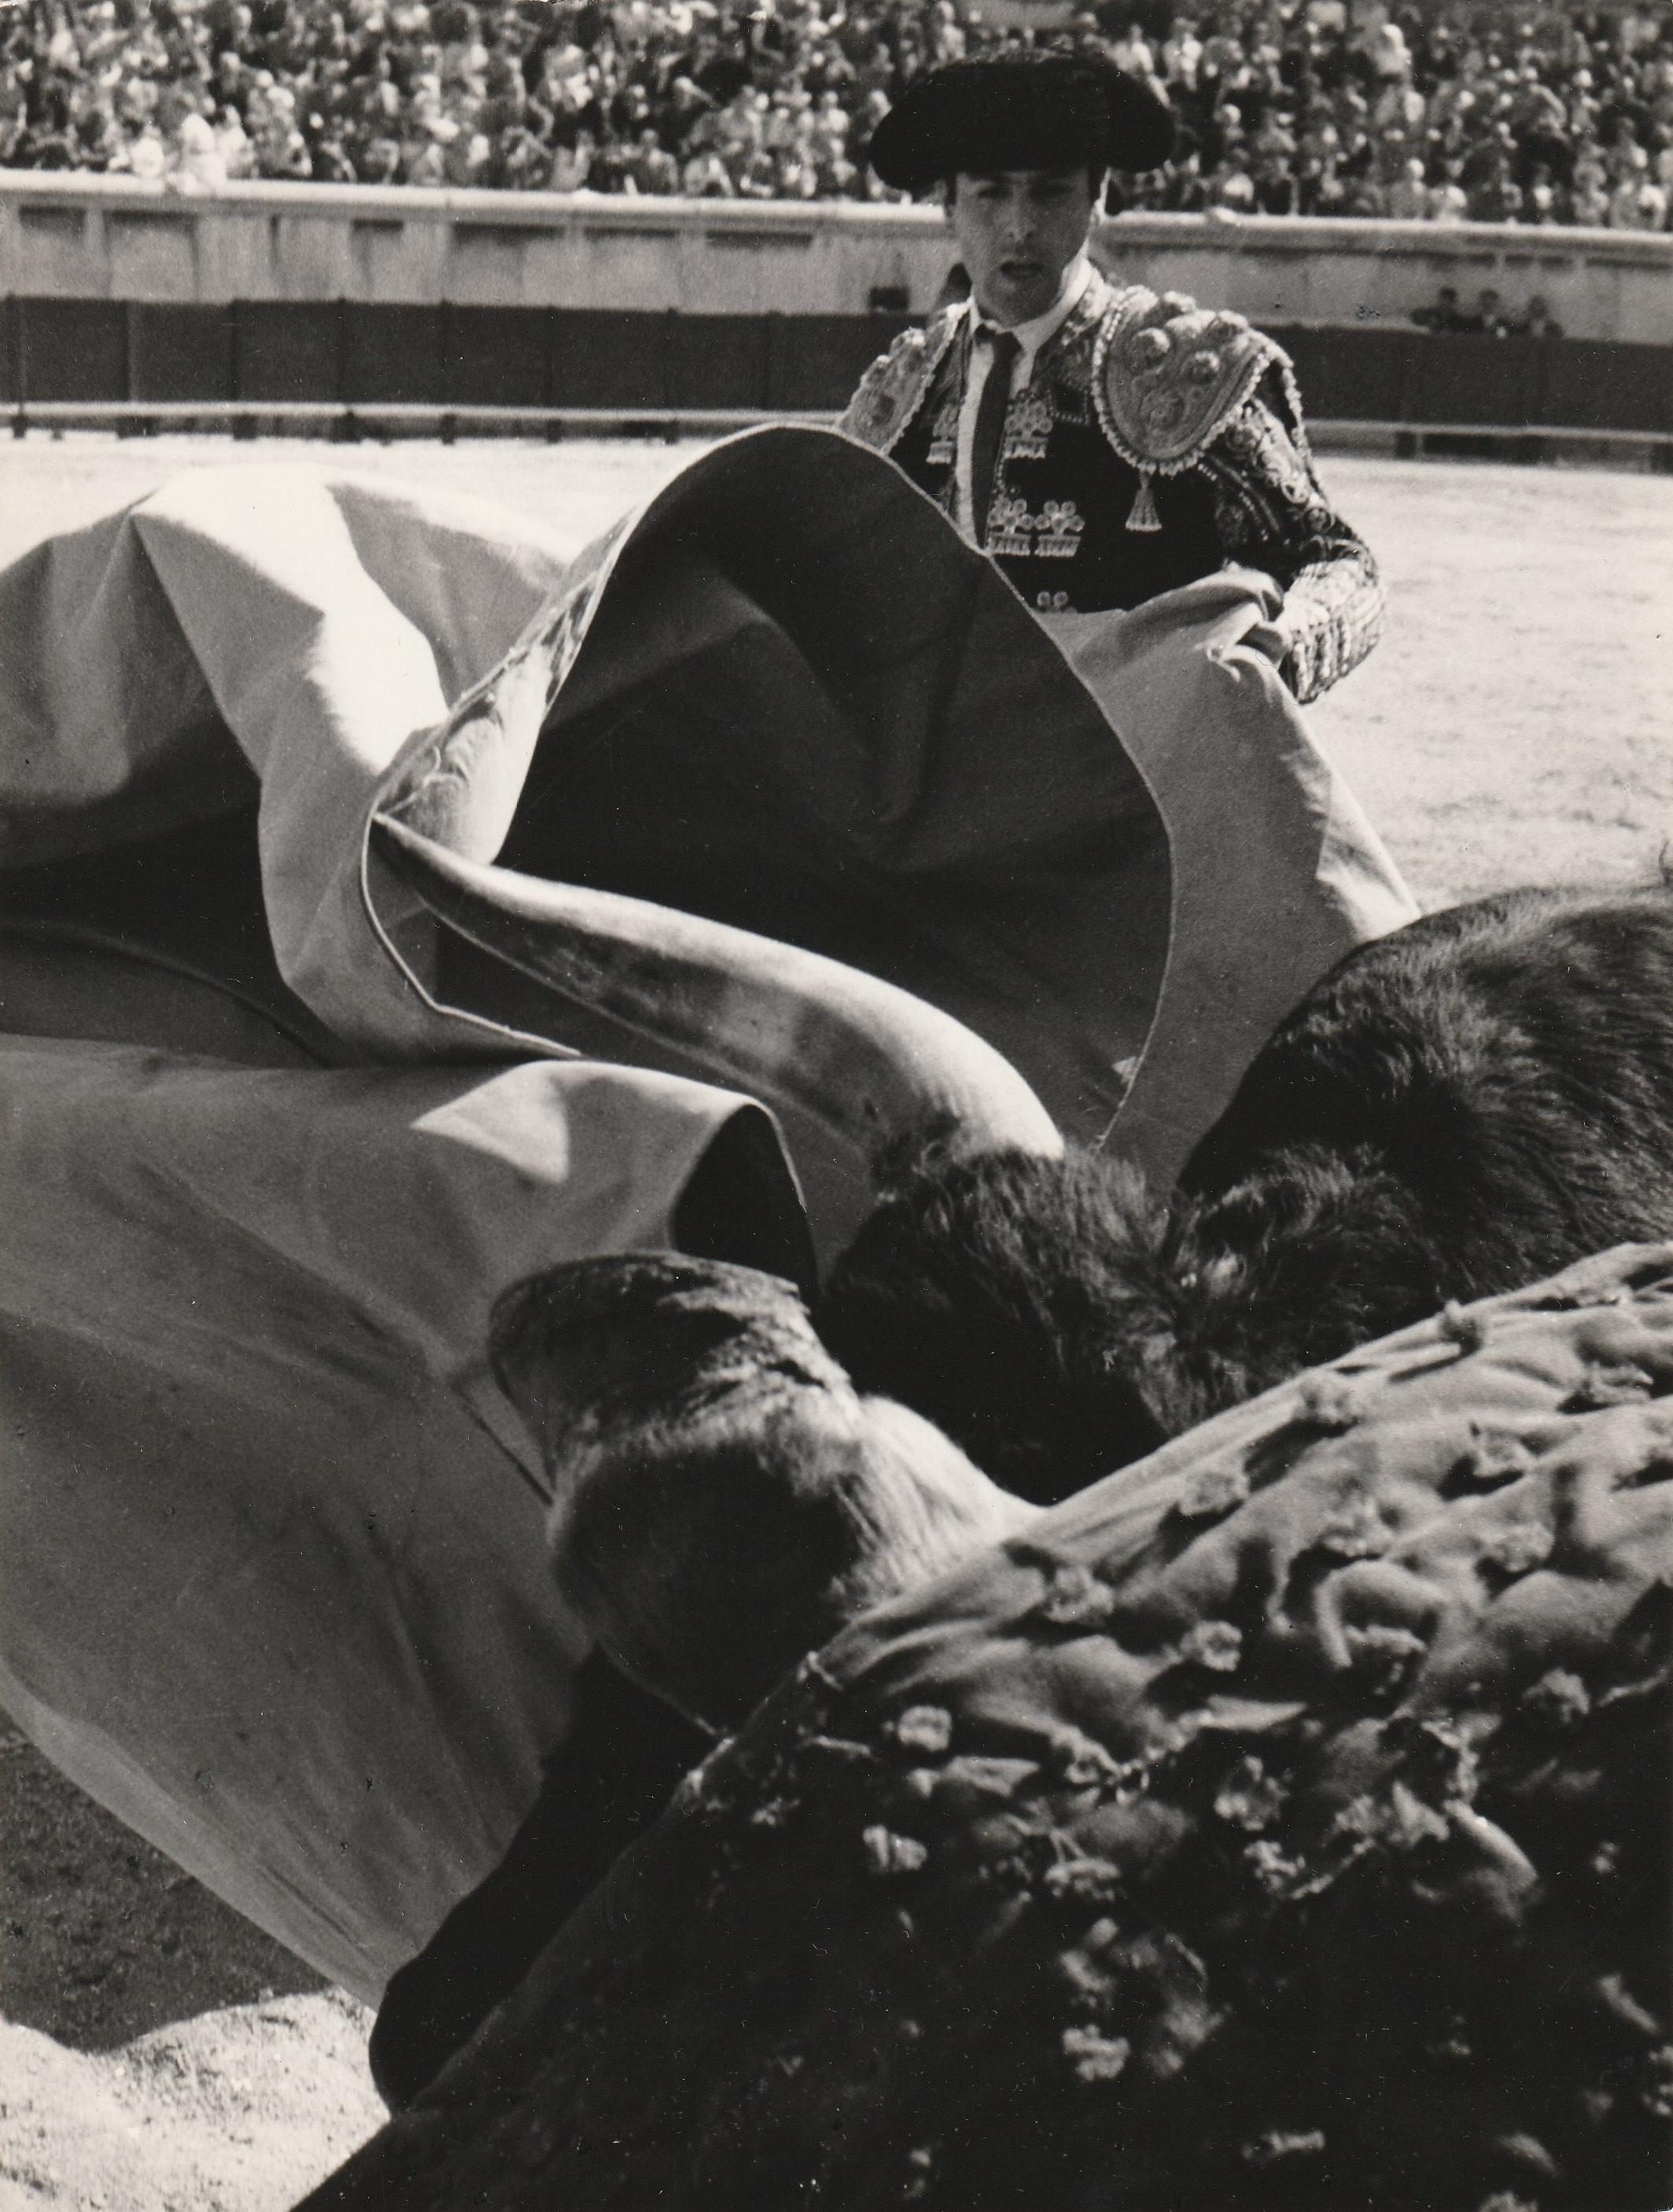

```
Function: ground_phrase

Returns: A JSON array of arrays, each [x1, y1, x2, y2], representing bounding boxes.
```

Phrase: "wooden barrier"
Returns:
[[1, 296, 1667, 445], [2, 178, 1668, 437]]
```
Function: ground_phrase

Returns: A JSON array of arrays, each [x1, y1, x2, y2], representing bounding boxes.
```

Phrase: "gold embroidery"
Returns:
[[985, 495, 1085, 564], [926, 390, 959, 470], [838, 309, 962, 457], [1054, 326, 1096, 397], [986, 490, 1034, 560], [841, 270, 1373, 691], [1034, 500, 1085, 559], [1002, 388, 1053, 465], [1093, 288, 1282, 474], [1201, 392, 1384, 702], [1230, 407, 1318, 507]]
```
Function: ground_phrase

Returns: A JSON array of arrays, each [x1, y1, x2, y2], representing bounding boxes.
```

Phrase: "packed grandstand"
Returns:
[[0, 0, 1669, 228]]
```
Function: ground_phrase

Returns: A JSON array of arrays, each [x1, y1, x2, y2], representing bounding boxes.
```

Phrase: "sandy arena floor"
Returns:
[[0, 432, 1668, 2209]]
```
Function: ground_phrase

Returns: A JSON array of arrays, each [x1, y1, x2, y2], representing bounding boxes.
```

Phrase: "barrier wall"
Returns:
[[2, 171, 1671, 343], [0, 295, 899, 410], [2, 293, 1666, 441]]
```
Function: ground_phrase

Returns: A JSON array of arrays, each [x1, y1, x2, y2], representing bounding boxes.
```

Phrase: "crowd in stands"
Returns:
[[1, 0, 1670, 228], [1411, 278, 1567, 329]]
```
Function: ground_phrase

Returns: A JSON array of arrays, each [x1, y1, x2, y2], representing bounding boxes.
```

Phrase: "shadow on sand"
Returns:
[[1, 1718, 322, 2052]]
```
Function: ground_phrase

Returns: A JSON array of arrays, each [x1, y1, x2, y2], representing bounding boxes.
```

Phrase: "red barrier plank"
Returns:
[[14, 297, 127, 403], [235, 301, 343, 404], [130, 304, 236, 404]]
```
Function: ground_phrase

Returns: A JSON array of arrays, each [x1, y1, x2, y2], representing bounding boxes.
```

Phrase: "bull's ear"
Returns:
[[865, 1112, 976, 1201]]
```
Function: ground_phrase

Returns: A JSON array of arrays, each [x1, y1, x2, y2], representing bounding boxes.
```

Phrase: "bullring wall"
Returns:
[[2, 296, 1667, 444], [0, 172, 1667, 432]]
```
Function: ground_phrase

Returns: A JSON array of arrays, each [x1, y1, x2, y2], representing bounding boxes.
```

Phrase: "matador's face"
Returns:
[[945, 167, 1100, 329]]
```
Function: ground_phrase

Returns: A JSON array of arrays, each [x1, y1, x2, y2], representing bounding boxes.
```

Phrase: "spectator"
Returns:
[[1624, 172, 1669, 223], [681, 142, 733, 194], [1428, 162, 1469, 221], [1516, 293, 1565, 338], [1571, 144, 1612, 220], [0, 0, 1664, 224], [216, 103, 256, 179], [112, 122, 168, 179], [550, 130, 595, 190], [630, 124, 680, 190], [1207, 152, 1258, 212], [1386, 155, 1427, 219], [1413, 282, 1465, 331], [171, 109, 230, 191]]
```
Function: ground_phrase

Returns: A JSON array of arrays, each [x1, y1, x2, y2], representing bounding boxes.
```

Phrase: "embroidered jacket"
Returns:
[[838, 270, 1383, 704]]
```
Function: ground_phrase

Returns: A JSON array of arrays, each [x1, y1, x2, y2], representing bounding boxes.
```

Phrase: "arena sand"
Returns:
[[0, 435, 1667, 2209]]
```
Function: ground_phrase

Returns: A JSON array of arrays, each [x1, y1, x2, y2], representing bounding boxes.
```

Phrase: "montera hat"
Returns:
[[868, 50, 1176, 192]]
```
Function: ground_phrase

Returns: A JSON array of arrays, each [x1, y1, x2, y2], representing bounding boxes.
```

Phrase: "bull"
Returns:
[[370, 880, 1673, 2114], [819, 885, 1673, 1500]]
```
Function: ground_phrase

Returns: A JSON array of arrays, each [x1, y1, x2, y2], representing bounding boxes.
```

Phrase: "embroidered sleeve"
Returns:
[[838, 316, 955, 455], [1202, 371, 1385, 704]]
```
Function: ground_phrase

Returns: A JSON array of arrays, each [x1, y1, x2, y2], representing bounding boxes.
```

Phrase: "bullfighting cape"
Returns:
[[0, 428, 1414, 1999]]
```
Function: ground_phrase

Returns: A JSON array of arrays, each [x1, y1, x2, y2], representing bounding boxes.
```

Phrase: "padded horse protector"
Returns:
[[308, 1243, 1673, 2210]]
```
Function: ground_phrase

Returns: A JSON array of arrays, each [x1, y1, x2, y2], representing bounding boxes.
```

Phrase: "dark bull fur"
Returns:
[[817, 887, 1673, 1501]]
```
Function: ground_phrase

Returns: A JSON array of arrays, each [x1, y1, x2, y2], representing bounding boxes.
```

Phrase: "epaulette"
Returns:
[[1092, 286, 1290, 530], [838, 307, 963, 456]]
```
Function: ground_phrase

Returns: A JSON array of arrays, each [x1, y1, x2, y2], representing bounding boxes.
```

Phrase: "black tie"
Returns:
[[970, 328, 1020, 550]]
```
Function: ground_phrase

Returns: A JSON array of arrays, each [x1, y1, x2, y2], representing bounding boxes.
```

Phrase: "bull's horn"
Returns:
[[370, 814, 1063, 1174]]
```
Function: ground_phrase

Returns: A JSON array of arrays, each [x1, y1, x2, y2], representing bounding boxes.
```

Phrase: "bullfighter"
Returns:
[[840, 48, 1384, 703]]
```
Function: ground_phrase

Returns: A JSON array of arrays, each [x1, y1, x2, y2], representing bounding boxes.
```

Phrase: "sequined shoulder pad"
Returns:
[[1093, 286, 1285, 476], [838, 308, 961, 455]]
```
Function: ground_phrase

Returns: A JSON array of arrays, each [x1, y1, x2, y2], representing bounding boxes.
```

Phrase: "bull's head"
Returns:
[[491, 1252, 1034, 1732]]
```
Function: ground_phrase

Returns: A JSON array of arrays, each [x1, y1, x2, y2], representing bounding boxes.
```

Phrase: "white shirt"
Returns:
[[953, 255, 1094, 541]]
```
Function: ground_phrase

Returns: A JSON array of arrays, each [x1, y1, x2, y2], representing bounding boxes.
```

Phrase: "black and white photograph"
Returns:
[[0, 5, 1669, 2204]]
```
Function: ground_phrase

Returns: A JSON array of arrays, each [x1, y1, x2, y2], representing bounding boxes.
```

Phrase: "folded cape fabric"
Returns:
[[0, 428, 1416, 1996], [364, 428, 1417, 1209]]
